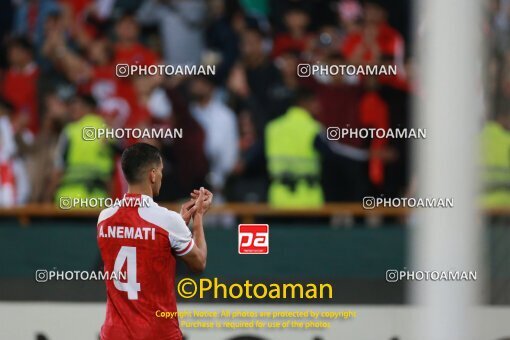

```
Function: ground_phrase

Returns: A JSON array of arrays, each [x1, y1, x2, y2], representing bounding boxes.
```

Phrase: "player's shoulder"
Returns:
[[139, 202, 184, 231], [97, 206, 120, 224], [145, 202, 180, 219]]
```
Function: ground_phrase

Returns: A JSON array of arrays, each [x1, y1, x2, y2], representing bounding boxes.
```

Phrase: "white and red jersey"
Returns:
[[97, 193, 194, 340]]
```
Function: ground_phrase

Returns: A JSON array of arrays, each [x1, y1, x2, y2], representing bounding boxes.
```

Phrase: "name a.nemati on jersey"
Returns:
[[99, 226, 156, 240]]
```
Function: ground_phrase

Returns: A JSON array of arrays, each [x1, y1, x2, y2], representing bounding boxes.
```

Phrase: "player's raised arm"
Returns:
[[180, 187, 210, 273]]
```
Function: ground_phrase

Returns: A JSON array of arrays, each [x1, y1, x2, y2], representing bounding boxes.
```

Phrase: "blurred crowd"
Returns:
[[0, 0, 414, 207]]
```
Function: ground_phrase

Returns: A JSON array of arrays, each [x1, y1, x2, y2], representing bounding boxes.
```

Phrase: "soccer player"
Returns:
[[97, 142, 212, 340]]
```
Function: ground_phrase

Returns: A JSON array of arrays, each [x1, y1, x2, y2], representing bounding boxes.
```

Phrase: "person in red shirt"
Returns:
[[112, 12, 159, 131], [272, 7, 314, 59], [86, 39, 118, 100], [113, 12, 158, 67], [1, 37, 39, 134], [97, 143, 212, 340], [341, 1, 404, 65], [359, 77, 391, 187]]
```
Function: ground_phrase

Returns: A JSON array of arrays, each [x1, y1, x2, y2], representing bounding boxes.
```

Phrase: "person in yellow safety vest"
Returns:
[[235, 87, 371, 207], [47, 94, 114, 204], [265, 87, 324, 207], [481, 111, 510, 208]]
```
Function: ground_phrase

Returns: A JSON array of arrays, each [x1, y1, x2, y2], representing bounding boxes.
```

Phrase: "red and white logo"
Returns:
[[238, 224, 269, 254]]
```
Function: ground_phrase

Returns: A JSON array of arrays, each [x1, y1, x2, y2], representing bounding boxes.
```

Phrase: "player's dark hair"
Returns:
[[121, 143, 162, 184]]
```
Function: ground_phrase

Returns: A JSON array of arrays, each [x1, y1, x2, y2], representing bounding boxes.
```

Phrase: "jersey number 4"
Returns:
[[113, 246, 141, 300]]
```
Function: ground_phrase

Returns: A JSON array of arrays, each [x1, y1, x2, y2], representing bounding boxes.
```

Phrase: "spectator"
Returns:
[[16, 91, 66, 203], [205, 0, 247, 83], [270, 0, 338, 32], [42, 33, 131, 128], [137, 0, 206, 66], [113, 12, 159, 129], [227, 27, 287, 137], [376, 57, 411, 197], [358, 74, 392, 189], [159, 88, 209, 201], [129, 74, 166, 132], [226, 107, 269, 202], [13, 0, 61, 48], [272, 6, 313, 58], [337, 0, 363, 34], [40, 10, 74, 73], [302, 53, 371, 202], [1, 36, 39, 134], [48, 94, 114, 202], [307, 25, 344, 61], [134, 75, 172, 124], [0, 94, 30, 206], [86, 39, 123, 106], [190, 76, 239, 199], [341, 0, 404, 66], [113, 11, 158, 66], [264, 87, 324, 207], [274, 50, 300, 107], [58, 0, 107, 35], [0, 98, 17, 206], [0, 1, 14, 53]]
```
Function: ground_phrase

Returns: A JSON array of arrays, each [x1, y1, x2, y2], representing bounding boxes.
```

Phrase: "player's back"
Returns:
[[97, 194, 194, 340]]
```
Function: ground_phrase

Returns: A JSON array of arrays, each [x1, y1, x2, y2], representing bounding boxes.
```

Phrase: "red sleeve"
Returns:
[[341, 33, 362, 59], [360, 92, 389, 186]]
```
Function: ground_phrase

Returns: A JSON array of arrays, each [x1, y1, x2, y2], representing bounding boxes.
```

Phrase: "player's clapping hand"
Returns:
[[191, 187, 213, 216], [180, 199, 197, 225]]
